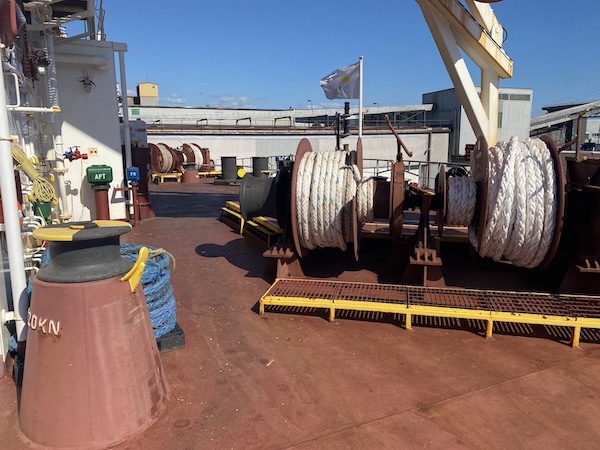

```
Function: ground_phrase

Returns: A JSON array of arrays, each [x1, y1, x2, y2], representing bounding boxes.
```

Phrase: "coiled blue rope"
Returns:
[[27, 244, 177, 339], [120, 243, 177, 338]]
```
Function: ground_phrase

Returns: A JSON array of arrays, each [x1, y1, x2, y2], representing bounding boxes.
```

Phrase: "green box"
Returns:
[[86, 165, 113, 189]]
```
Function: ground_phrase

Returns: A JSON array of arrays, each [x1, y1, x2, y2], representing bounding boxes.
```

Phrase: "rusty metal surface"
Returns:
[[290, 138, 312, 258], [436, 163, 447, 237], [389, 161, 405, 238], [559, 294, 600, 318], [471, 136, 490, 253], [267, 278, 409, 304], [538, 135, 566, 269]]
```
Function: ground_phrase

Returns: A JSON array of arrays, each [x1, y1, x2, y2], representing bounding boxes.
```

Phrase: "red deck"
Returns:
[[2, 178, 600, 449]]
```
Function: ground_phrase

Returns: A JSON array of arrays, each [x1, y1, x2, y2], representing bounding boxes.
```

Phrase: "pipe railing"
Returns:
[[143, 117, 451, 135]]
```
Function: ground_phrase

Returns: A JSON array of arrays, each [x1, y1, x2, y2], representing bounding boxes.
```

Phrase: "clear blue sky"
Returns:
[[101, 0, 600, 116]]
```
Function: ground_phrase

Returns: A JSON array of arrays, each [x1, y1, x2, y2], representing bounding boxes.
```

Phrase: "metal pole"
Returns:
[[358, 56, 363, 138], [0, 45, 29, 343], [117, 45, 132, 170], [45, 31, 71, 221]]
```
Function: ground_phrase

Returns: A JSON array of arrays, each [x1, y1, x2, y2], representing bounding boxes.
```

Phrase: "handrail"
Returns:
[[384, 114, 413, 159]]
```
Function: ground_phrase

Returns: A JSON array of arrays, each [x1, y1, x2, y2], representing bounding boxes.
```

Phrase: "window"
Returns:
[[509, 94, 531, 101]]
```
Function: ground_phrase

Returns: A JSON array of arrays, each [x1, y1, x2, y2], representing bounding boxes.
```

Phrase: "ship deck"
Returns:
[[2, 178, 600, 449]]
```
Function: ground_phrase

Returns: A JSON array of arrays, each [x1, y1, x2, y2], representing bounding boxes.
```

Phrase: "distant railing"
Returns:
[[144, 117, 451, 135], [214, 156, 469, 190]]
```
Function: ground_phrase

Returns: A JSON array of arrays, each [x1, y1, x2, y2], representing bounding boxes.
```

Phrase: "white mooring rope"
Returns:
[[446, 175, 476, 226], [156, 143, 174, 173], [296, 150, 374, 251], [448, 137, 556, 268]]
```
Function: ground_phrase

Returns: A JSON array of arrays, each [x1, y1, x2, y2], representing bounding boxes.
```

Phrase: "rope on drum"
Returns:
[[446, 136, 557, 268], [296, 150, 374, 251]]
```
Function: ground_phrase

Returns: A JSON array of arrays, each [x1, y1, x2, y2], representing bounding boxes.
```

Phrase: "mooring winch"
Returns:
[[236, 127, 598, 295]]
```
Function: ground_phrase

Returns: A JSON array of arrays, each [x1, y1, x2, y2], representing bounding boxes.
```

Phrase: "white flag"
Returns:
[[320, 61, 360, 100]]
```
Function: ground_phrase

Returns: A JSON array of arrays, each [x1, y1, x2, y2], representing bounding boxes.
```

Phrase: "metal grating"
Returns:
[[260, 278, 600, 346], [266, 278, 409, 304], [559, 295, 600, 319], [265, 280, 600, 316], [409, 287, 489, 310]]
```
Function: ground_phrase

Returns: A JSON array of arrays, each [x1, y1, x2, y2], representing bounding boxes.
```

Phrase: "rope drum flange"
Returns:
[[194, 144, 215, 171], [438, 136, 565, 269], [290, 138, 374, 260], [180, 143, 196, 165], [149, 143, 178, 173], [182, 143, 204, 168], [171, 146, 186, 168]]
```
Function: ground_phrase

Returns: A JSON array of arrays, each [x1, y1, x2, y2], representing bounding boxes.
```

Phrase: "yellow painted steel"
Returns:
[[226, 201, 240, 212], [260, 280, 600, 348], [151, 172, 182, 183], [121, 246, 148, 293], [221, 203, 281, 246], [33, 220, 132, 241], [253, 217, 283, 234], [198, 170, 221, 178]]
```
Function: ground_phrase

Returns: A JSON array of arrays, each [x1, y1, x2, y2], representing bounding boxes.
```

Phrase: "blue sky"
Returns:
[[101, 1, 600, 116]]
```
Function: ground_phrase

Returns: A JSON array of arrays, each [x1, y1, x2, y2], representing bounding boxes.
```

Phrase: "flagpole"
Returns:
[[358, 56, 363, 138]]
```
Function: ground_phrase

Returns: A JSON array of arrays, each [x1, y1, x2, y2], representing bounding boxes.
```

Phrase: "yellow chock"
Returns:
[[121, 246, 148, 293]]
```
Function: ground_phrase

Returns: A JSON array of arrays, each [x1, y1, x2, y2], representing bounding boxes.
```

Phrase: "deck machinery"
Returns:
[[238, 0, 600, 346]]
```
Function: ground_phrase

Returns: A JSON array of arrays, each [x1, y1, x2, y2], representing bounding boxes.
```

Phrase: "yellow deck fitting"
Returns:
[[197, 170, 221, 178], [259, 278, 600, 347], [33, 220, 131, 242], [220, 201, 281, 247], [152, 172, 182, 183]]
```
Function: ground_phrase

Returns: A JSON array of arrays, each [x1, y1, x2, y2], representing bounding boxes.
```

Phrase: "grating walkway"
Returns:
[[260, 278, 600, 347]]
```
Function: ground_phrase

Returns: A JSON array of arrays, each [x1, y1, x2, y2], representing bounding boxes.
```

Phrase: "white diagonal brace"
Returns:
[[418, 0, 490, 142], [464, 0, 503, 45], [427, 0, 513, 79]]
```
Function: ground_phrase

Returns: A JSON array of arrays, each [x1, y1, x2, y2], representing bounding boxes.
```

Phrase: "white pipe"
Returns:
[[53, 53, 109, 70], [117, 47, 133, 218], [7, 106, 61, 113], [45, 32, 71, 221], [0, 51, 29, 342], [358, 56, 363, 138], [118, 48, 132, 169], [4, 72, 61, 112], [4, 72, 20, 107]]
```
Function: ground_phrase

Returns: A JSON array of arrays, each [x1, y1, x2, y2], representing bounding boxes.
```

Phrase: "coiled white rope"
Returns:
[[449, 137, 556, 268], [446, 176, 476, 226], [189, 144, 204, 169], [296, 150, 374, 251], [156, 143, 174, 173]]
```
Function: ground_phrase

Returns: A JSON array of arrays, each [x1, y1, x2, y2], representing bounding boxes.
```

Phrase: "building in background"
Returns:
[[127, 95, 452, 186], [128, 82, 159, 106], [530, 101, 600, 150], [423, 87, 533, 160]]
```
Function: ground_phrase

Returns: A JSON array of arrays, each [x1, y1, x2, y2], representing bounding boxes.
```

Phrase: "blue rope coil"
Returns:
[[120, 243, 177, 338], [28, 244, 177, 339]]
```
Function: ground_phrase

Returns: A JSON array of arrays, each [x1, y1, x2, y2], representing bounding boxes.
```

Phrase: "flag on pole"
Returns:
[[319, 61, 360, 100]]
